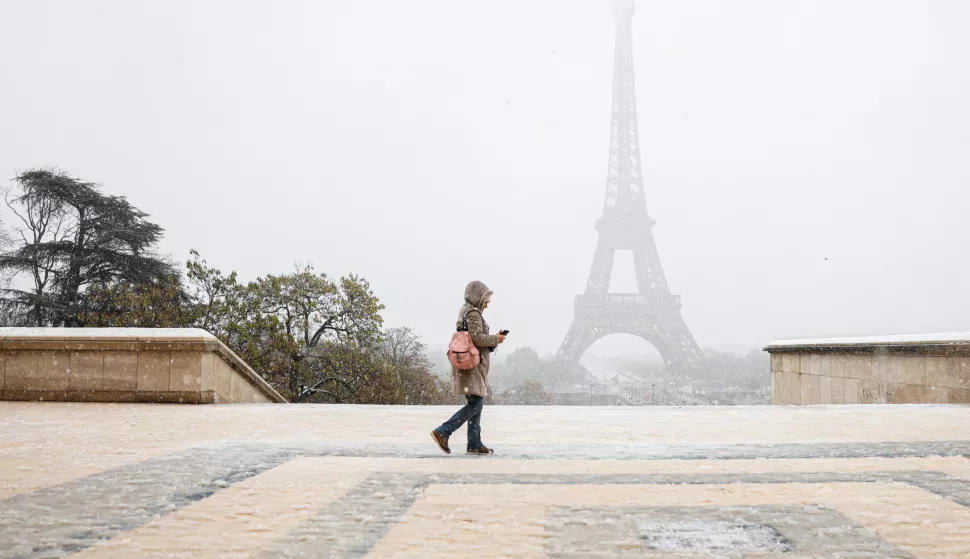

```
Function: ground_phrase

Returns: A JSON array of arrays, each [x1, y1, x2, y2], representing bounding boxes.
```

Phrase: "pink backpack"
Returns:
[[447, 313, 480, 370]]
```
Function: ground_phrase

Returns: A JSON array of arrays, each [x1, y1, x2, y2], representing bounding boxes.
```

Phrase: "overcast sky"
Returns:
[[1, 0, 968, 360]]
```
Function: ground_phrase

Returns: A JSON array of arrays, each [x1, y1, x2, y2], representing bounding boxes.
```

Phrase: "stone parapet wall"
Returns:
[[765, 333, 970, 405], [0, 328, 286, 404]]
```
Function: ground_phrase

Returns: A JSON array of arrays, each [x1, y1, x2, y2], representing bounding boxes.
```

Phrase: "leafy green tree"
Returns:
[[182, 253, 388, 402], [250, 266, 385, 400], [0, 169, 173, 326], [77, 277, 197, 328], [184, 249, 242, 336]]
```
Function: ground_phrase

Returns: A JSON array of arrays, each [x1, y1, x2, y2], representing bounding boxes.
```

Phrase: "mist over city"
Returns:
[[1, 0, 968, 406]]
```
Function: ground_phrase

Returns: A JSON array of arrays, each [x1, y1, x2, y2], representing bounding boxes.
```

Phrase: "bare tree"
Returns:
[[378, 326, 432, 372], [500, 379, 555, 406]]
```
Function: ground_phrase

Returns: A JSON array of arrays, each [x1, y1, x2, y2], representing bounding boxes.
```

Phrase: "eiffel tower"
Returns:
[[556, 0, 703, 377]]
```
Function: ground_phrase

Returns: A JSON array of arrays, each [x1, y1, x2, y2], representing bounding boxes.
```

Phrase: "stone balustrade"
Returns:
[[0, 328, 286, 404], [765, 332, 970, 405]]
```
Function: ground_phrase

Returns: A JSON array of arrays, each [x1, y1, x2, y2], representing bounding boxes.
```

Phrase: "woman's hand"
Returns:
[[497, 332, 507, 344]]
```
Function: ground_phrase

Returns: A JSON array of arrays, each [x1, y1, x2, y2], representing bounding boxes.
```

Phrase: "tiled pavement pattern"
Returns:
[[3, 403, 970, 557], [544, 506, 910, 557]]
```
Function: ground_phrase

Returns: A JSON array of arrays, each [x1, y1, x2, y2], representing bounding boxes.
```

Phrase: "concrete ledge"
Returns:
[[765, 332, 970, 405], [765, 332, 970, 352], [1, 390, 217, 404], [0, 328, 286, 404]]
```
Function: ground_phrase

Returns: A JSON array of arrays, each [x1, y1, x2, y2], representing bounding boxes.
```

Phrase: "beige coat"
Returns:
[[451, 280, 499, 398]]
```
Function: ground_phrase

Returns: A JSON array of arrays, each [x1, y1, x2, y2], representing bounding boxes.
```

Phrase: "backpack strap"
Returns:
[[457, 308, 481, 333]]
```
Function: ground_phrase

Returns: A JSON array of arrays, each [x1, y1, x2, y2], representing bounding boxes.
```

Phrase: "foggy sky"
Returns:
[[1, 0, 969, 360]]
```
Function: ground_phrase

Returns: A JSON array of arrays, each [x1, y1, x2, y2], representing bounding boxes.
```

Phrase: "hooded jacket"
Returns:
[[452, 280, 500, 397]]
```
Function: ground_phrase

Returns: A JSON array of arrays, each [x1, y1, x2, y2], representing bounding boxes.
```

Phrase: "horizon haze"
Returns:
[[1, 0, 968, 360]]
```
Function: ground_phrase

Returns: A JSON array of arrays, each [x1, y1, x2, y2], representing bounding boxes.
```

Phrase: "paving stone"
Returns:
[[546, 506, 913, 558], [3, 403, 970, 557], [0, 444, 297, 559]]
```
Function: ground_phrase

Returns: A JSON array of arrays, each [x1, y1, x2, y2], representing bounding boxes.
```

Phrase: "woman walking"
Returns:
[[431, 280, 506, 455]]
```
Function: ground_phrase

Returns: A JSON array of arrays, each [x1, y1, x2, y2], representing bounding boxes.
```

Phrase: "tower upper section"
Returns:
[[613, 0, 635, 22]]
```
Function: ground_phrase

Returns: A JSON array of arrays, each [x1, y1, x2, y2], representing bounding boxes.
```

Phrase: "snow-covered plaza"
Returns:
[[3, 402, 970, 557]]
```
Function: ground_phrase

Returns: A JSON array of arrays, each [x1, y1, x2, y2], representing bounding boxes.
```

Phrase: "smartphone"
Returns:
[[499, 329, 510, 335]]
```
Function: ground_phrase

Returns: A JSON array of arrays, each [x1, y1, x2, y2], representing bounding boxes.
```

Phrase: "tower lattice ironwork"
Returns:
[[556, 0, 703, 376]]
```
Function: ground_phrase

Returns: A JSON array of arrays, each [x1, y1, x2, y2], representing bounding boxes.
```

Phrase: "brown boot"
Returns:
[[431, 430, 451, 454], [466, 445, 494, 455]]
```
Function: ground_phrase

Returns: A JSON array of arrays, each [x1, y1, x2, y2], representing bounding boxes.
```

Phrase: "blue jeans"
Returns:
[[435, 395, 484, 451]]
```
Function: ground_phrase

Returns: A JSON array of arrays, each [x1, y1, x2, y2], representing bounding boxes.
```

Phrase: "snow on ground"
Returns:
[[766, 331, 970, 348], [3, 402, 970, 557]]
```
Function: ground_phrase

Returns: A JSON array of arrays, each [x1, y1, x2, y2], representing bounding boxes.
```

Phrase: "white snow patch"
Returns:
[[0, 327, 217, 341], [766, 331, 970, 349], [637, 520, 790, 552]]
